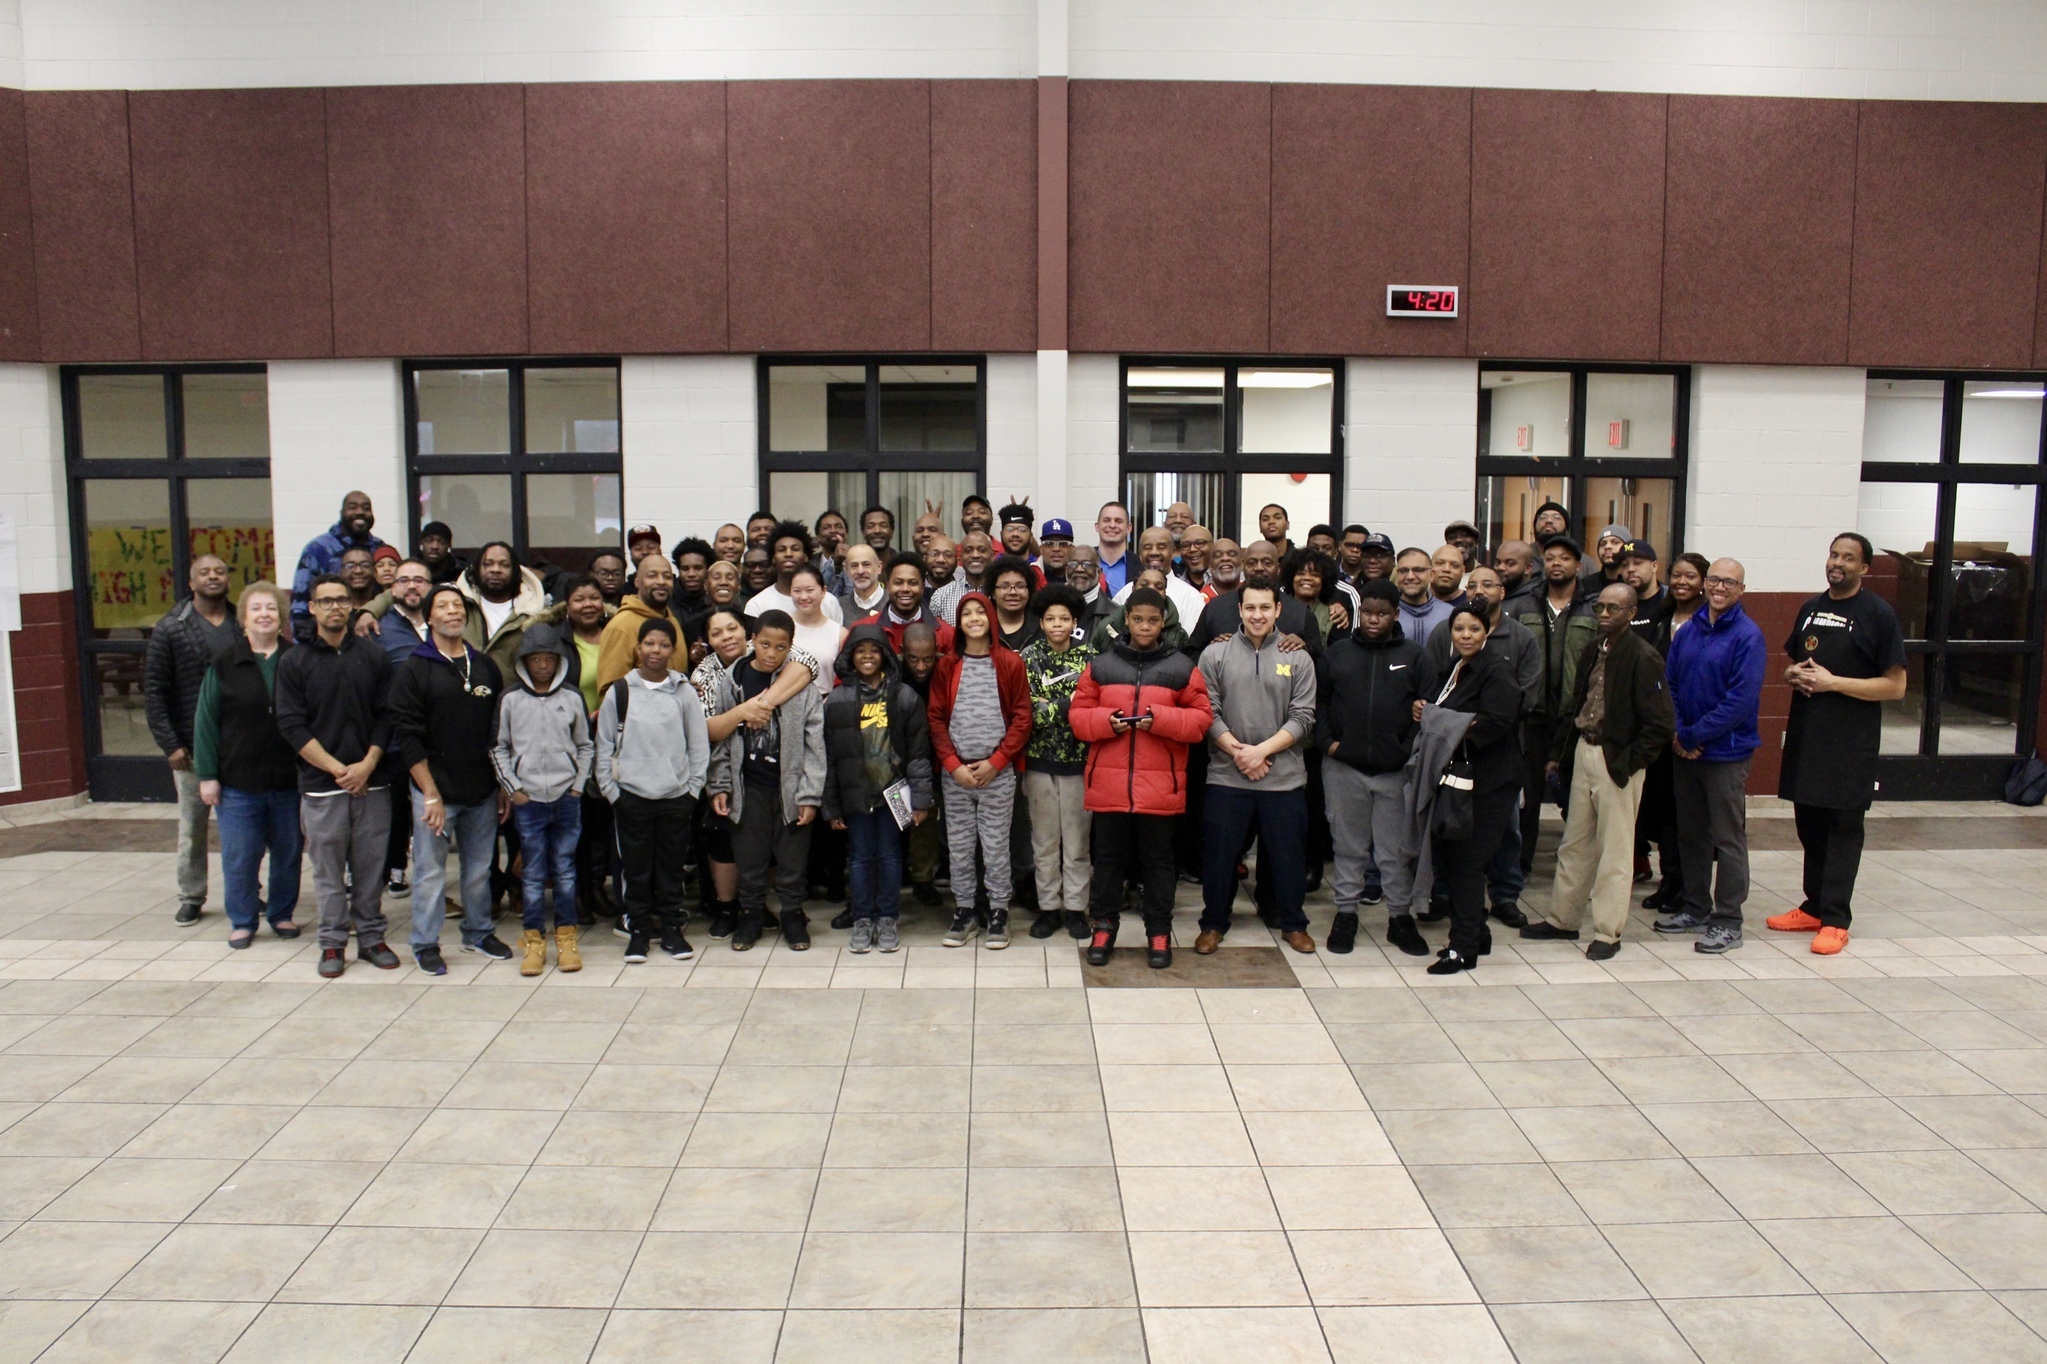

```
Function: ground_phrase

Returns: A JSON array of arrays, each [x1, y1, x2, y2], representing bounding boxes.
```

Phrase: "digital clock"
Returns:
[[1386, 285, 1459, 318]]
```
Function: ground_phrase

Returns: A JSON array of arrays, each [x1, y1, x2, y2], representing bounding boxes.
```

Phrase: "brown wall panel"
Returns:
[[1271, 84, 1470, 356], [1852, 101, 2046, 370], [4, 591, 85, 806], [1662, 96, 1857, 365], [1469, 89, 1667, 361], [24, 91, 138, 362], [0, 92, 38, 362], [328, 84, 528, 358], [526, 82, 727, 355], [1068, 81, 1270, 354], [727, 81, 931, 353], [129, 88, 331, 360], [931, 79, 1037, 353]]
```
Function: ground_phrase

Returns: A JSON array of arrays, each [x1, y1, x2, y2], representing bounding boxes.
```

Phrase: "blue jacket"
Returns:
[[290, 520, 386, 637], [1664, 601, 1764, 763]]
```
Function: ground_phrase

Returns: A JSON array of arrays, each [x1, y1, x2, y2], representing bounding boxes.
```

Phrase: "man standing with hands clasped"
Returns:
[[1770, 533, 1907, 955], [146, 553, 239, 925]]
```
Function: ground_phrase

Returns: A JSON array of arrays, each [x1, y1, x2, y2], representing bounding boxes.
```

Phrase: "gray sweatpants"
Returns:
[[173, 767, 210, 908], [1674, 755, 1752, 931], [1024, 770, 1090, 914], [1324, 762, 1414, 918], [302, 788, 393, 950], [943, 765, 1016, 911]]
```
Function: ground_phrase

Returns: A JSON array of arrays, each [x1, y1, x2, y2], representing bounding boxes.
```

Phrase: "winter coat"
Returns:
[[1422, 612, 1542, 717], [703, 651, 827, 823], [1664, 600, 1765, 763], [852, 602, 956, 655], [596, 667, 711, 803], [1022, 636, 1098, 776], [490, 625, 595, 805], [1426, 647, 1525, 795], [1320, 629, 1425, 777], [1069, 637, 1213, 816], [144, 597, 240, 754], [1553, 627, 1677, 787], [1510, 585, 1600, 724], [289, 519, 385, 636], [926, 593, 1032, 776], [820, 624, 935, 823], [453, 564, 556, 681], [387, 639, 505, 808], [595, 593, 688, 691]]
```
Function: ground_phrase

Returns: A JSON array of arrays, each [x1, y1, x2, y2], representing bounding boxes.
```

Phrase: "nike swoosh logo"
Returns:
[[1388, 665, 1407, 671]]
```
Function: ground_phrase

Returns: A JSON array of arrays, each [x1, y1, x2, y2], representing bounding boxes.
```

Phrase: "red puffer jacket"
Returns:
[[1069, 637, 1213, 815]]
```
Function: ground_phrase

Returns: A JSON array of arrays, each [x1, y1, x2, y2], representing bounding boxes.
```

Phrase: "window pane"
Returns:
[[768, 365, 866, 452], [879, 364, 977, 453], [768, 471, 867, 539], [1238, 472, 1330, 547], [77, 374, 168, 460], [82, 478, 172, 636], [525, 473, 621, 574], [1479, 474, 1569, 549], [1480, 370, 1571, 461], [1949, 482, 2035, 642], [1239, 367, 1333, 455], [1863, 377, 1944, 463], [182, 373, 269, 460], [524, 366, 620, 454], [1941, 654, 2025, 755], [1125, 472, 1226, 537], [1127, 367, 1223, 454], [418, 472, 513, 555], [414, 368, 510, 455], [186, 478, 275, 596], [92, 653, 157, 755], [1959, 381, 2044, 464], [1857, 480, 1937, 639], [1584, 373, 1675, 459], [1883, 657, 1929, 755], [1581, 476, 1675, 558], [880, 471, 977, 554]]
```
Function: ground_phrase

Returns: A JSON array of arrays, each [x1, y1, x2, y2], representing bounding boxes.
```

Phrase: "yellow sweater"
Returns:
[[595, 595, 685, 691]]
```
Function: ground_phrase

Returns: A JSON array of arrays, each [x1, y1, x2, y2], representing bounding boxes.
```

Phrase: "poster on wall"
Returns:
[[89, 523, 274, 631]]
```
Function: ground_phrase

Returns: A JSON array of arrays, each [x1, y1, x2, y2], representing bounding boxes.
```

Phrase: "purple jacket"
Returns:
[[1664, 601, 1765, 763]]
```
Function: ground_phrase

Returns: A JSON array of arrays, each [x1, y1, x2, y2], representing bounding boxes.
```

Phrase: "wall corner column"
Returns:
[[1034, 0, 1069, 514]]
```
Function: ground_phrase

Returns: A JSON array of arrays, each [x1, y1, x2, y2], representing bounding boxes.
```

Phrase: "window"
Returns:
[[1120, 360, 1341, 546], [1475, 364, 1689, 558], [758, 358, 985, 550], [1858, 373, 2046, 778], [405, 361, 622, 574], [64, 366, 273, 800]]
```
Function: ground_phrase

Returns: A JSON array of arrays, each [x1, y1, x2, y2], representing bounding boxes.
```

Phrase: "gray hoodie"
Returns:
[[596, 665, 712, 803], [1197, 628, 1318, 793], [491, 626, 596, 804], [703, 651, 827, 824]]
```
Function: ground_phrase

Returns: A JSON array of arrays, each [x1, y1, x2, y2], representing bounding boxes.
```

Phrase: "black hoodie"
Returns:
[[387, 636, 505, 807], [1319, 626, 1426, 776], [820, 623, 935, 823]]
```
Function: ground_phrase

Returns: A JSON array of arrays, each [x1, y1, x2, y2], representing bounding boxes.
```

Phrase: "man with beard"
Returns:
[[960, 494, 995, 540], [1177, 524, 1213, 587], [1337, 525, 1368, 584], [746, 511, 778, 551], [1357, 532, 1396, 584], [748, 520, 845, 624], [416, 520, 462, 583], [669, 537, 715, 644], [1036, 517, 1076, 585], [1430, 544, 1470, 611], [1163, 501, 1195, 546], [291, 490, 384, 639], [860, 505, 897, 556], [1495, 540, 1537, 605], [814, 510, 850, 595], [147, 553, 240, 925], [1203, 538, 1243, 601], [588, 550, 628, 607], [1393, 549, 1453, 646], [1188, 539, 1320, 659], [924, 536, 959, 595], [933, 530, 995, 624], [1531, 500, 1570, 546], [858, 552, 956, 653], [627, 524, 665, 566], [998, 502, 1036, 562], [1509, 536, 1600, 875], [712, 523, 747, 564], [1582, 522, 1631, 593], [1115, 525, 1207, 625], [836, 543, 887, 621], [455, 542, 553, 680], [1066, 546, 1114, 644], [597, 555, 686, 691], [368, 558, 434, 898], [1257, 503, 1294, 559], [912, 508, 946, 556], [339, 547, 378, 609], [1444, 519, 1484, 570], [741, 546, 775, 598]]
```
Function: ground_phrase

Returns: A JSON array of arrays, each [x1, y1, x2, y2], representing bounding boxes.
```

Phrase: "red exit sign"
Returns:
[[1386, 285, 1459, 317]]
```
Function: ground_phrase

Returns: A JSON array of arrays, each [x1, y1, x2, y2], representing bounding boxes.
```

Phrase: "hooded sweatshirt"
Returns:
[[387, 633, 505, 807], [595, 662, 711, 803], [491, 624, 595, 804], [926, 591, 1032, 775], [820, 624, 935, 823], [595, 592, 686, 691]]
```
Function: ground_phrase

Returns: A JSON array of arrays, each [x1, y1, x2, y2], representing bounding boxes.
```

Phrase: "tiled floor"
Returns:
[[1, 807, 2047, 1359]]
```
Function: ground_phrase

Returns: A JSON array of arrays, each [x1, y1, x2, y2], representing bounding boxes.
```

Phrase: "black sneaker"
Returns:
[[1147, 933, 1172, 970], [661, 928, 694, 960], [1360, 881, 1384, 906], [175, 901, 202, 926], [386, 868, 411, 899], [730, 911, 763, 952], [1519, 922, 1580, 941], [1085, 921, 1115, 966], [1415, 902, 1449, 924], [1642, 885, 1680, 911], [1426, 948, 1475, 975], [1586, 940, 1621, 961], [708, 907, 735, 940], [317, 947, 345, 978], [623, 932, 650, 964], [984, 909, 1009, 949], [830, 907, 856, 931], [414, 945, 447, 976], [1065, 911, 1090, 939], [465, 934, 513, 961], [943, 908, 979, 948], [911, 881, 941, 906], [1029, 910, 1061, 939], [782, 912, 811, 951], [1385, 915, 1430, 957], [1326, 912, 1358, 954]]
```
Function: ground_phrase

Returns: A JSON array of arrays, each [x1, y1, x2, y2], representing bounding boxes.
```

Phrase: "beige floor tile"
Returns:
[[969, 1065, 1104, 1112], [1472, 1059, 1628, 1109], [1489, 1300, 1698, 1364], [445, 1228, 640, 1308], [1225, 1063, 1368, 1112], [182, 1058, 344, 1107], [1263, 1166, 1434, 1232], [1831, 1289, 2047, 1364], [704, 1065, 844, 1113], [1325, 1022, 1463, 1065], [258, 1106, 428, 1162], [0, 1301, 92, 1364], [679, 1111, 832, 1167], [38, 1157, 238, 1222], [107, 1222, 323, 1302], [220, 1303, 430, 1363], [306, 1058, 463, 1109], [1602, 1219, 1809, 1297], [1662, 1295, 1880, 1364], [1594, 1055, 1751, 1105], [1318, 1304, 1513, 1363], [187, 1159, 382, 1225], [1558, 1015, 1697, 1058], [1291, 1228, 1478, 1306], [1207, 1024, 1343, 1066], [1127, 1230, 1309, 1306], [1108, 1110, 1255, 1167], [1091, 991, 1208, 1024], [34, 1298, 260, 1364], [724, 1021, 854, 1068], [1508, 1104, 1680, 1163], [0, 1156, 99, 1219], [650, 1168, 818, 1233], [1691, 1153, 1888, 1220], [976, 990, 1089, 1025], [974, 1024, 1097, 1067], [0, 1055, 104, 1104], [1905, 1212, 2047, 1290], [495, 1165, 669, 1231], [834, 1065, 971, 1113], [966, 1166, 1123, 1232], [787, 1230, 964, 1309], [588, 1308, 780, 1363], [825, 1112, 969, 1167], [335, 1163, 521, 1231], [1140, 1305, 1332, 1364], [1899, 1093, 2047, 1147], [403, 1306, 607, 1363], [617, 1231, 802, 1309], [54, 1055, 224, 1104], [1381, 1108, 1539, 1166], [1117, 1166, 1277, 1231], [393, 1108, 561, 1164], [276, 1226, 483, 1305], [1446, 1225, 1645, 1303], [0, 1101, 166, 1157], [965, 1231, 1136, 1308], [360, 1019, 503, 1063], [1768, 1096, 1948, 1152], [1639, 1101, 1816, 1158], [1349, 1061, 1499, 1111], [1244, 1111, 1395, 1165], [1409, 1163, 1587, 1228], [1834, 1148, 2037, 1215], [1753, 1216, 1974, 1293], [0, 1220, 172, 1298], [846, 1023, 971, 1067], [1836, 1049, 2001, 1096], [961, 1306, 1146, 1363], [809, 1166, 967, 1232], [1092, 1024, 1219, 1065], [442, 1061, 594, 1110], [116, 1103, 297, 1160], [971, 1111, 1113, 1166], [1099, 1064, 1236, 1112], [534, 1109, 692, 1167], [1712, 1051, 1876, 1101], [1547, 1158, 1737, 1225], [774, 1308, 961, 1364], [571, 1063, 717, 1113]]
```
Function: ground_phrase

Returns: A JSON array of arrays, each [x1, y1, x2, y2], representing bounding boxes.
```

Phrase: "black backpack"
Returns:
[[2007, 756, 2047, 807]]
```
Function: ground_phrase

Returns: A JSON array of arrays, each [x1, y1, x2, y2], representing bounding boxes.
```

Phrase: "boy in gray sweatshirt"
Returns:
[[492, 624, 596, 975], [596, 616, 712, 964]]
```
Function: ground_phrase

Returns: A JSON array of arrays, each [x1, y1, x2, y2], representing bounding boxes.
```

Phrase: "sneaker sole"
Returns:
[[943, 930, 979, 947], [984, 937, 1009, 950], [1695, 939, 1742, 953], [1653, 923, 1707, 935], [622, 952, 648, 964], [665, 948, 695, 960]]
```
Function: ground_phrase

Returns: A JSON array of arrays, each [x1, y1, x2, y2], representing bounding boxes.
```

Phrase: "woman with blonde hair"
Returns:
[[193, 581, 304, 948]]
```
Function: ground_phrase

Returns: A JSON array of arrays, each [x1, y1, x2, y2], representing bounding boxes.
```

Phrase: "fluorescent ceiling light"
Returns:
[[1128, 368, 1224, 388], [1967, 388, 2045, 399], [1239, 370, 1333, 389]]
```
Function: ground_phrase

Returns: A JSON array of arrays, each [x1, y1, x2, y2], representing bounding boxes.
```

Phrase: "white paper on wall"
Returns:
[[0, 511, 21, 633], [0, 512, 24, 794]]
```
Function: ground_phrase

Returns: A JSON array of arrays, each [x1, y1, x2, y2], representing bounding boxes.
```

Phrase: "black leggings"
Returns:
[[1436, 784, 1520, 958]]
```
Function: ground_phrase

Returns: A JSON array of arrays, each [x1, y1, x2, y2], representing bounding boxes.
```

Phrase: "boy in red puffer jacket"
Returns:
[[1069, 587, 1213, 969]]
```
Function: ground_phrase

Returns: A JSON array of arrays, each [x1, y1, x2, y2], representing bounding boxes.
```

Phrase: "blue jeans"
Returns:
[[216, 786, 302, 932], [513, 794, 581, 931], [410, 791, 499, 950], [845, 807, 904, 921]]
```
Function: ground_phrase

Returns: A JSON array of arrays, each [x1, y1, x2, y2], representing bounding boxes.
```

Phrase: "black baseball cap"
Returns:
[[1619, 539, 1658, 562]]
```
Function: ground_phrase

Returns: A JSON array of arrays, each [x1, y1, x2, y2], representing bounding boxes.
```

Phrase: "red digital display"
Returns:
[[1386, 285, 1459, 317]]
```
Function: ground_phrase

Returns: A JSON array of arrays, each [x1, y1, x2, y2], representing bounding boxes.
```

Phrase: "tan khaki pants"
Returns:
[[1546, 737, 1646, 944]]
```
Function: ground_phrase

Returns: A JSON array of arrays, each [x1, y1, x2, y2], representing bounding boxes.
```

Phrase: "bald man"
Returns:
[[1116, 525, 1207, 623], [1164, 501, 1195, 544], [291, 490, 384, 638], [1177, 524, 1213, 586], [1494, 540, 1537, 602]]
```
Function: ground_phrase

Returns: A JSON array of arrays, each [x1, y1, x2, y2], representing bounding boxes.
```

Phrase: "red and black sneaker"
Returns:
[[1085, 921, 1115, 967], [1147, 934, 1172, 970]]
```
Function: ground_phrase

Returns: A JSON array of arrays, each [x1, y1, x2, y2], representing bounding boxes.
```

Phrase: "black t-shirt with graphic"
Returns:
[[735, 663, 781, 786], [1779, 587, 1907, 809]]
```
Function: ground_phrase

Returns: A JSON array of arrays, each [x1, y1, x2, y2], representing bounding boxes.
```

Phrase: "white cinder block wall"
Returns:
[[1066, 354, 1120, 530], [1686, 366, 1867, 594], [0, 364, 65, 595], [983, 354, 1038, 511], [1344, 358, 1480, 554], [266, 360, 405, 581], [619, 356, 758, 542]]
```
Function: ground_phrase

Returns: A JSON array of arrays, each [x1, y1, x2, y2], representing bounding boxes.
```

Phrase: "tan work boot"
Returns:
[[555, 924, 582, 973], [520, 928, 546, 976]]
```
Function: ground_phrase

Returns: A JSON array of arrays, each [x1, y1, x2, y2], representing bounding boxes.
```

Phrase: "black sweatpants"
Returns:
[[1437, 784, 1519, 959], [1091, 811, 1177, 934], [734, 777, 813, 918], [1520, 723, 1550, 875], [1794, 802, 1865, 931], [577, 787, 617, 909], [614, 790, 696, 934]]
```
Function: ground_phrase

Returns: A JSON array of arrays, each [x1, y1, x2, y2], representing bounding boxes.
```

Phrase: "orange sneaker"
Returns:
[[1766, 908, 1823, 933], [1811, 926, 1850, 955]]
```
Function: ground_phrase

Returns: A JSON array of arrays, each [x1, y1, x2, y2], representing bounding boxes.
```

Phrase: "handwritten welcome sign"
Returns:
[[90, 524, 274, 631]]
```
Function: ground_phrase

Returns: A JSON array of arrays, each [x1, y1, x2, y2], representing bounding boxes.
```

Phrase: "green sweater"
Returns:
[[192, 649, 278, 781]]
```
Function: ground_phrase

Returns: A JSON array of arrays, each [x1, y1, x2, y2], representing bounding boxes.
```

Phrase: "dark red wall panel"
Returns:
[[1271, 84, 1470, 356], [1851, 101, 2046, 370], [5, 591, 86, 806], [931, 79, 1036, 353], [328, 84, 528, 358], [129, 88, 331, 360], [1068, 81, 1270, 354], [1469, 90, 1667, 361], [1662, 96, 1857, 365], [527, 82, 727, 355], [24, 91, 138, 362], [727, 81, 931, 353], [0, 91, 39, 363]]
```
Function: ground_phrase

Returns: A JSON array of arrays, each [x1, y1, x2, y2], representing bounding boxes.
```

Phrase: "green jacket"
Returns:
[[1509, 586, 1599, 724], [1022, 637, 1097, 776], [1551, 627, 1677, 787]]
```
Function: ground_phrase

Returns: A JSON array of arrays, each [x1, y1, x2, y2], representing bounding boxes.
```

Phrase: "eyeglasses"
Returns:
[[1592, 602, 1633, 615], [309, 595, 351, 608], [1705, 575, 1744, 588]]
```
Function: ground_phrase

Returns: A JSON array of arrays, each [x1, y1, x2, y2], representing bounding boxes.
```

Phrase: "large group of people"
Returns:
[[144, 488, 1906, 977]]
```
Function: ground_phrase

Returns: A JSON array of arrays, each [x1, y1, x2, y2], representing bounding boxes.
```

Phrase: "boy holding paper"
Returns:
[[822, 623, 934, 953]]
